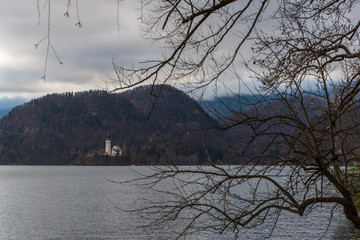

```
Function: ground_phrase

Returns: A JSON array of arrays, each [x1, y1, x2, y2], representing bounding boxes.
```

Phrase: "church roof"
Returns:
[[112, 145, 121, 151]]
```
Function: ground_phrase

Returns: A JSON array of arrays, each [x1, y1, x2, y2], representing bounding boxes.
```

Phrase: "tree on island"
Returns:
[[36, 0, 360, 238]]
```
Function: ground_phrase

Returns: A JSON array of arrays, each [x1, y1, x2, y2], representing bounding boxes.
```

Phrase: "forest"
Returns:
[[0, 85, 234, 165]]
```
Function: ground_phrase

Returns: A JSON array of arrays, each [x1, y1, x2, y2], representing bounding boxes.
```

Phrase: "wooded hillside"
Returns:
[[0, 85, 229, 165]]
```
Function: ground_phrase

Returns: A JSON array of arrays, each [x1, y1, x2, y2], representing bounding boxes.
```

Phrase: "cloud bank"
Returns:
[[0, 1, 153, 101]]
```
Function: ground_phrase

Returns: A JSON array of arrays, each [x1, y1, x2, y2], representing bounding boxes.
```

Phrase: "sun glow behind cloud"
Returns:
[[0, 1, 151, 101], [0, 51, 13, 66]]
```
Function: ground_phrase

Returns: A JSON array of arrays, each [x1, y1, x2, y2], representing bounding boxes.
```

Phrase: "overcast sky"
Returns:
[[0, 1, 153, 106]]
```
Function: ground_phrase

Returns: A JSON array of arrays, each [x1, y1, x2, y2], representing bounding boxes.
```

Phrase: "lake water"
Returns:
[[0, 166, 359, 240]]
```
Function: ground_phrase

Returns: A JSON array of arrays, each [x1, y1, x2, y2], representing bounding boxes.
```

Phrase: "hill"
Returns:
[[0, 85, 228, 165]]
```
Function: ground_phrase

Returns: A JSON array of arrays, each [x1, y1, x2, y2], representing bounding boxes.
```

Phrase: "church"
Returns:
[[105, 132, 122, 156]]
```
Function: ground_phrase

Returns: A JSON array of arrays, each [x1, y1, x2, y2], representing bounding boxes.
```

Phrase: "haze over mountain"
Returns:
[[0, 97, 26, 118]]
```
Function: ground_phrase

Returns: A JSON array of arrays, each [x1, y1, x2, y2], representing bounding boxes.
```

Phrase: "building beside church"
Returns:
[[105, 133, 122, 156], [112, 145, 122, 156]]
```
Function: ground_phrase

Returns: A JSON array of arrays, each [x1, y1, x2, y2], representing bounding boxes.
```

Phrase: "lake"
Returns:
[[0, 166, 359, 239]]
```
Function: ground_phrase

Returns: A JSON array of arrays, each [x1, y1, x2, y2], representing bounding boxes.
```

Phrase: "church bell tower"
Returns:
[[105, 132, 112, 155]]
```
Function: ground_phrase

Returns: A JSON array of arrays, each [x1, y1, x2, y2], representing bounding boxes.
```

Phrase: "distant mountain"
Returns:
[[0, 85, 229, 165], [0, 109, 11, 118], [0, 97, 26, 118], [0, 97, 26, 109], [201, 94, 272, 117]]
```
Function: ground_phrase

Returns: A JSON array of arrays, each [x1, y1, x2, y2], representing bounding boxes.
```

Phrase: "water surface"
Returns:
[[0, 166, 358, 239]]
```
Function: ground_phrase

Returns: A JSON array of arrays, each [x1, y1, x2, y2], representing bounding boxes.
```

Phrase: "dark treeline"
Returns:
[[0, 85, 230, 165]]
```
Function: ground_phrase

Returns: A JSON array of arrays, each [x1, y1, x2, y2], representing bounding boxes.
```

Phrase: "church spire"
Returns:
[[105, 132, 111, 155]]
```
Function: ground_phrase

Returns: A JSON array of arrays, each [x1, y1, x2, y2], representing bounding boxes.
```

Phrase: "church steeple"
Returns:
[[105, 132, 112, 155]]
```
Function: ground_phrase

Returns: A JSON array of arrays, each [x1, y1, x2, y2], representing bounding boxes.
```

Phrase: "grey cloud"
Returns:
[[0, 1, 149, 99]]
